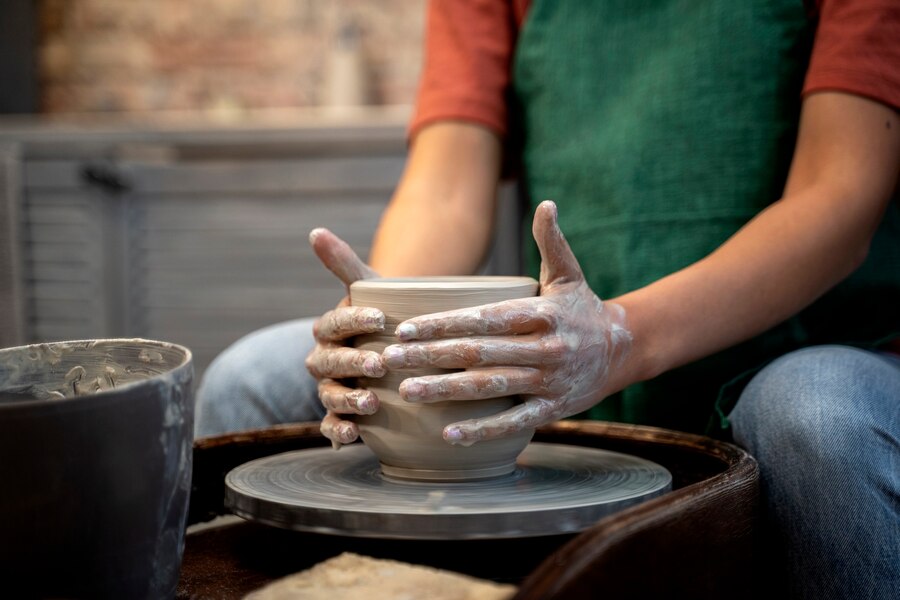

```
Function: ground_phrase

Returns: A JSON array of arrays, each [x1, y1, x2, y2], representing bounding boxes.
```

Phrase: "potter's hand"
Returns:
[[304, 228, 384, 445], [383, 200, 632, 444]]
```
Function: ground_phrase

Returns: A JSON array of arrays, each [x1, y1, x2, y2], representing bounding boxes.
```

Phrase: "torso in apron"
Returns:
[[512, 0, 900, 436]]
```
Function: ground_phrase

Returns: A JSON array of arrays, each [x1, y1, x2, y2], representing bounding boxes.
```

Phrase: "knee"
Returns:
[[193, 330, 275, 438], [195, 340, 257, 408], [729, 346, 898, 460], [729, 347, 900, 597], [194, 318, 320, 437]]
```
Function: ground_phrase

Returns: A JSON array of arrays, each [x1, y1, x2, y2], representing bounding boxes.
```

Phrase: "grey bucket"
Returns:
[[0, 338, 194, 599]]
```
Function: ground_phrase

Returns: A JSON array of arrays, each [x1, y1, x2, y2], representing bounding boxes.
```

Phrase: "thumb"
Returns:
[[532, 200, 584, 286], [309, 228, 378, 286]]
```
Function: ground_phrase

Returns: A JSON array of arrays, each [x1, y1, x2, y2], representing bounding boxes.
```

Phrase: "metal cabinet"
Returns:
[[0, 112, 523, 379]]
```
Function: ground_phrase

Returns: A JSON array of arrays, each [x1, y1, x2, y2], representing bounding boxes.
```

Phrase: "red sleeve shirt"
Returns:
[[409, 0, 900, 141], [410, 0, 523, 139], [803, 0, 900, 108]]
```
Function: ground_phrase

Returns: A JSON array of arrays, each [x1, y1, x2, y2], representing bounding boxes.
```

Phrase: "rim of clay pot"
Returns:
[[351, 276, 538, 291], [0, 338, 193, 409]]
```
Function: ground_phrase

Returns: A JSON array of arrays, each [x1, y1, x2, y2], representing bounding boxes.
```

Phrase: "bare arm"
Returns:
[[385, 91, 900, 443], [369, 121, 503, 276], [306, 120, 503, 445], [612, 92, 900, 391]]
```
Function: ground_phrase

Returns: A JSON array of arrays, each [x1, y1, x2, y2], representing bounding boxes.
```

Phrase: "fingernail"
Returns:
[[402, 380, 424, 401], [355, 392, 376, 414], [363, 356, 384, 377], [444, 427, 463, 442], [309, 228, 325, 244], [382, 345, 405, 367], [364, 310, 385, 329], [542, 199, 557, 216], [396, 323, 417, 340], [339, 424, 355, 443]]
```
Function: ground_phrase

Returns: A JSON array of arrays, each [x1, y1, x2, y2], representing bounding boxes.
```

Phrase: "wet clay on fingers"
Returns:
[[350, 276, 539, 481]]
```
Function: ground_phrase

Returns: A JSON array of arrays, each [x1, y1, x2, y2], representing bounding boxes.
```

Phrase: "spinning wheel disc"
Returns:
[[225, 443, 672, 540]]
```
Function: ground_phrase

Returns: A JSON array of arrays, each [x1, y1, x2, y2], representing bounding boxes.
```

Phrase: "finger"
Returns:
[[443, 396, 560, 444], [318, 379, 379, 414], [305, 345, 385, 379], [382, 337, 563, 370], [314, 306, 385, 342], [395, 297, 553, 341], [399, 367, 543, 403], [320, 411, 359, 446], [532, 200, 584, 286], [309, 227, 378, 286]]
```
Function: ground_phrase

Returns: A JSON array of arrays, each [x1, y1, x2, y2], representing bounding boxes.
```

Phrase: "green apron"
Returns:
[[512, 0, 900, 437]]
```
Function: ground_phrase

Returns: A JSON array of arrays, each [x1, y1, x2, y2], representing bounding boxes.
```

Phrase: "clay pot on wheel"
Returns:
[[350, 276, 539, 481]]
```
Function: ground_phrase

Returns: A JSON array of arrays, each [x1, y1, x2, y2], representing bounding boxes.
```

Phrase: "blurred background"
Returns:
[[0, 0, 521, 380], [11, 0, 425, 115]]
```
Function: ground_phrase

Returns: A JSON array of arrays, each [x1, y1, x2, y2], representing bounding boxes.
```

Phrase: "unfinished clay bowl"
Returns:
[[350, 276, 540, 481]]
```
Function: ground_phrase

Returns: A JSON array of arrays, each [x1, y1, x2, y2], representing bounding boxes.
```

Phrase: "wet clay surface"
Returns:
[[224, 442, 671, 539], [0, 338, 187, 401], [349, 277, 539, 480]]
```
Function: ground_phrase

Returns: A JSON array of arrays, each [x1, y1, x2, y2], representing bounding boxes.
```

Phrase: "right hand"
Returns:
[[303, 228, 385, 446]]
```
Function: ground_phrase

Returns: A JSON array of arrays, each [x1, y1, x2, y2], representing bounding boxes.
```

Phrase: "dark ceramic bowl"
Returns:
[[0, 339, 194, 599]]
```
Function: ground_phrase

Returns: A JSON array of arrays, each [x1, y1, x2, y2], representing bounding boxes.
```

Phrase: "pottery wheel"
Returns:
[[225, 443, 672, 540]]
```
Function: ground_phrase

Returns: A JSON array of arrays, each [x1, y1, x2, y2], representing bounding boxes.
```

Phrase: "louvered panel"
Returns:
[[13, 262, 91, 283], [125, 157, 404, 194], [0, 144, 23, 347], [22, 224, 94, 248], [22, 203, 94, 225], [126, 171, 399, 376], [3, 119, 424, 384], [26, 280, 98, 302], [20, 185, 114, 343], [32, 322, 103, 342], [136, 288, 344, 316], [5, 121, 526, 387], [23, 156, 404, 194], [22, 160, 83, 191], [25, 245, 97, 264], [142, 317, 301, 345]]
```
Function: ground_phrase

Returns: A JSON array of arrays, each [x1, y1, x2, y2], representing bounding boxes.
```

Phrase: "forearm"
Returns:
[[613, 186, 884, 388], [607, 93, 900, 394], [369, 122, 502, 276]]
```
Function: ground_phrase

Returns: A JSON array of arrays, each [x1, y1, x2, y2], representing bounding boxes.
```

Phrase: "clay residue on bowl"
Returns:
[[0, 339, 189, 403], [349, 276, 540, 481]]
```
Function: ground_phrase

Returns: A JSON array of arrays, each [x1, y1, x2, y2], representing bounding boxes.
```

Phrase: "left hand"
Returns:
[[382, 200, 633, 445], [304, 228, 385, 447]]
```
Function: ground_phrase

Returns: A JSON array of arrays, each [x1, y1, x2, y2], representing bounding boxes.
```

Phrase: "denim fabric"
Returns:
[[730, 345, 900, 599], [193, 318, 324, 438]]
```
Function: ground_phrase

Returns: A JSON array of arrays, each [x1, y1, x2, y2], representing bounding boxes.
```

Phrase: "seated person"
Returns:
[[196, 1, 900, 598]]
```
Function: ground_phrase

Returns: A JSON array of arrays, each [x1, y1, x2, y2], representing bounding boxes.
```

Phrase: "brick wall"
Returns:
[[38, 0, 426, 114]]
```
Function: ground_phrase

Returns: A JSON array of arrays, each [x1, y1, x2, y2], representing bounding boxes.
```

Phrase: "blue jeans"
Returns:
[[194, 318, 324, 438], [730, 345, 900, 599], [196, 326, 900, 598]]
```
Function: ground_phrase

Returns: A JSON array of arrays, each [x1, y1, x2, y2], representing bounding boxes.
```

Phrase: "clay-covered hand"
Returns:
[[304, 228, 385, 446], [382, 200, 632, 445]]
